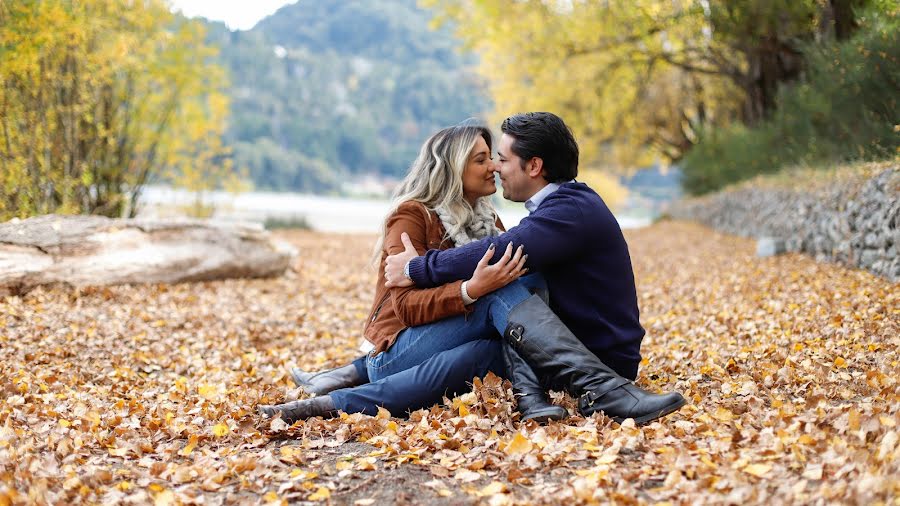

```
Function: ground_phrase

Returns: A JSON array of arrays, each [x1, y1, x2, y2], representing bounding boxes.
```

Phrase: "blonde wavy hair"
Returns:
[[372, 124, 495, 266]]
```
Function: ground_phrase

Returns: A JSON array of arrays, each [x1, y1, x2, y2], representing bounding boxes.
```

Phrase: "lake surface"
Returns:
[[139, 186, 651, 233]]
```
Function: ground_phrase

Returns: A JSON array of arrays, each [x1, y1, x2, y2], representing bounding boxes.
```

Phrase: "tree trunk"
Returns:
[[741, 37, 804, 125], [0, 215, 297, 295]]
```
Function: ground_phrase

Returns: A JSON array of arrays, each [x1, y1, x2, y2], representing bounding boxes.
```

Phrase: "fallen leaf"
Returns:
[[308, 487, 330, 501], [743, 463, 772, 478], [504, 433, 533, 455]]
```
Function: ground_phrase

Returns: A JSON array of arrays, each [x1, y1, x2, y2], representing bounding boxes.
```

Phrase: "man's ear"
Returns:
[[527, 157, 544, 178]]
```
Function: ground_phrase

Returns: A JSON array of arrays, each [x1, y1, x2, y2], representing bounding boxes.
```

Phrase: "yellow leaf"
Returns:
[[336, 461, 353, 471], [833, 357, 847, 368], [458, 403, 469, 417], [742, 463, 772, 477], [198, 384, 218, 400], [108, 446, 129, 457], [880, 416, 897, 427], [179, 435, 198, 456], [212, 423, 229, 437], [596, 453, 618, 464], [153, 489, 175, 506], [357, 457, 377, 471], [849, 409, 861, 431], [504, 432, 533, 455], [797, 434, 815, 445], [308, 487, 331, 501], [384, 421, 398, 433], [713, 407, 734, 422], [290, 469, 317, 480], [479, 481, 507, 496]]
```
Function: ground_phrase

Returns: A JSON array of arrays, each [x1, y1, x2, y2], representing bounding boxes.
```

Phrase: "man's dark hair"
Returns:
[[500, 112, 579, 183]]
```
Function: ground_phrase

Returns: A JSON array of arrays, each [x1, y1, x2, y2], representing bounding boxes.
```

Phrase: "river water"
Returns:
[[138, 186, 651, 233]]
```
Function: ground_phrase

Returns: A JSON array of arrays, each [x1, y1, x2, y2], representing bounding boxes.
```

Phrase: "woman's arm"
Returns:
[[383, 204, 469, 328], [385, 204, 524, 327]]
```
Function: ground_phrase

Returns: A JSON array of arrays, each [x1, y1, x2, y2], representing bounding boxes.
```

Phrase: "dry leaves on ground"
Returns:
[[1, 221, 897, 505]]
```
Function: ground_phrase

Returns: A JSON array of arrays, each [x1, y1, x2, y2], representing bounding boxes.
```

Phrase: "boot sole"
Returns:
[[523, 407, 568, 424], [611, 397, 687, 426]]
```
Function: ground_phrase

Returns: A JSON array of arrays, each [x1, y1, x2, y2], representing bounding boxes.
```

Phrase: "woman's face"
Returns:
[[461, 135, 497, 204]]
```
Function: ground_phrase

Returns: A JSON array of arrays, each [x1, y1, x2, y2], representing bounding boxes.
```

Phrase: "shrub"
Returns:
[[681, 9, 899, 195]]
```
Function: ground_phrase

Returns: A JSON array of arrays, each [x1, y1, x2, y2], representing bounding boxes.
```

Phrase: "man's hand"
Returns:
[[384, 232, 417, 288]]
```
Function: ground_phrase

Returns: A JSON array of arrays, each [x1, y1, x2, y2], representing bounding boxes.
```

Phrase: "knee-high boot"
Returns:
[[504, 295, 685, 425], [502, 341, 567, 423]]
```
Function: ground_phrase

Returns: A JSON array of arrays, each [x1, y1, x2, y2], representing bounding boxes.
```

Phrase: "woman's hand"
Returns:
[[465, 243, 527, 299]]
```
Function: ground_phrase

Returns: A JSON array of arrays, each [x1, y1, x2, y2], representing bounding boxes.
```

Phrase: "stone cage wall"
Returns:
[[668, 166, 899, 282]]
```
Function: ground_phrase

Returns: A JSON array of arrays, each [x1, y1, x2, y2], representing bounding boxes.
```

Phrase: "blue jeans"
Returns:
[[330, 338, 505, 416], [330, 275, 546, 415], [366, 275, 545, 381]]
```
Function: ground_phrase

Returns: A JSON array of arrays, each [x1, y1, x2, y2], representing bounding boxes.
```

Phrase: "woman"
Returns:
[[259, 124, 567, 423]]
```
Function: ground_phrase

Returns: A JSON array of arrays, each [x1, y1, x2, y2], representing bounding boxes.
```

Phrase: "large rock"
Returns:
[[0, 215, 297, 295]]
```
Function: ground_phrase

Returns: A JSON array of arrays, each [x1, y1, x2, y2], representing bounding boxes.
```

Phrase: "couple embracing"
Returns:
[[260, 112, 685, 425]]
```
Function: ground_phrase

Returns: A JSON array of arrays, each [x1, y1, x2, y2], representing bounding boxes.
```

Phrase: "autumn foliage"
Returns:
[[0, 223, 897, 504], [0, 0, 233, 220]]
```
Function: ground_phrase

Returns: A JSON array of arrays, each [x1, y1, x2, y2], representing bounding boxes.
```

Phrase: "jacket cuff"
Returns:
[[407, 256, 428, 286], [460, 281, 478, 305]]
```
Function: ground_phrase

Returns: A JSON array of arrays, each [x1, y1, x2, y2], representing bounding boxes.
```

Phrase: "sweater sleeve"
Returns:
[[408, 195, 586, 288], [384, 204, 468, 327]]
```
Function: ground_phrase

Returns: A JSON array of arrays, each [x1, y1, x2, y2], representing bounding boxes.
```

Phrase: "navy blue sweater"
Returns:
[[408, 182, 645, 379]]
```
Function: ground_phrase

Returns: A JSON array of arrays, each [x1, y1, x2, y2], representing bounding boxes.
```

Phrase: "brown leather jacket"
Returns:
[[363, 200, 504, 354]]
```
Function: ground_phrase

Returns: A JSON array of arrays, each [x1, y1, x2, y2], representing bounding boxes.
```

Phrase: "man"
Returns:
[[261, 113, 684, 424]]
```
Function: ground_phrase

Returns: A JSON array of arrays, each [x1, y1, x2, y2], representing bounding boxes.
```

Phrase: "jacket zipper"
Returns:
[[369, 293, 390, 323]]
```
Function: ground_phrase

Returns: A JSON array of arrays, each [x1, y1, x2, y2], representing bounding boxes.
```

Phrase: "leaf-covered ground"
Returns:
[[1, 221, 897, 505]]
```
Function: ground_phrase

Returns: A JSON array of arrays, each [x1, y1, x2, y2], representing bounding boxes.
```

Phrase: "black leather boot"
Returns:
[[503, 341, 567, 423], [259, 395, 338, 424], [290, 363, 363, 396], [504, 295, 686, 425]]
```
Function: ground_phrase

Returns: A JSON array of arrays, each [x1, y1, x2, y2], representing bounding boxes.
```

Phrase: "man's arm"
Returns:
[[388, 196, 587, 288]]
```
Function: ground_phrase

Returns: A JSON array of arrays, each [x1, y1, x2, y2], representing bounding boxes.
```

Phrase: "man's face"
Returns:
[[494, 133, 534, 202]]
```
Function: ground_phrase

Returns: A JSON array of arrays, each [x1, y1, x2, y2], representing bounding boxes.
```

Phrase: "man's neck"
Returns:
[[523, 181, 550, 202], [524, 181, 563, 214]]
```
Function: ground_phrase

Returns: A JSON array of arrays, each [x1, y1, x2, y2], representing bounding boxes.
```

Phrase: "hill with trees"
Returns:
[[202, 0, 491, 193]]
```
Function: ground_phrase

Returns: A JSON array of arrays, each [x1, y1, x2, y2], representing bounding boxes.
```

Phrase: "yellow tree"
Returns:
[[425, 0, 830, 169], [0, 0, 234, 220]]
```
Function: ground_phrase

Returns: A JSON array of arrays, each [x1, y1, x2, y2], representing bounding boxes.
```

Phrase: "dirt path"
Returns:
[[1, 221, 897, 504]]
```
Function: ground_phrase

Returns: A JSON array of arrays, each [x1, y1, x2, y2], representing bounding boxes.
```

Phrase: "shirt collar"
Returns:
[[524, 180, 573, 214]]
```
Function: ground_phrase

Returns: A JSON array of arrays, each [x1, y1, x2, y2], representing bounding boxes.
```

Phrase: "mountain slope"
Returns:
[[204, 0, 490, 193]]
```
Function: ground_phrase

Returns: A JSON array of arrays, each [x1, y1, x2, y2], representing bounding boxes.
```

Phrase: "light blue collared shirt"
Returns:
[[524, 180, 574, 214]]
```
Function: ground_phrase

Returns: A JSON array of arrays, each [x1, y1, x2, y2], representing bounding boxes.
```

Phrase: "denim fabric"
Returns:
[[351, 356, 368, 382], [330, 339, 504, 416], [365, 275, 545, 382], [328, 275, 548, 416]]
